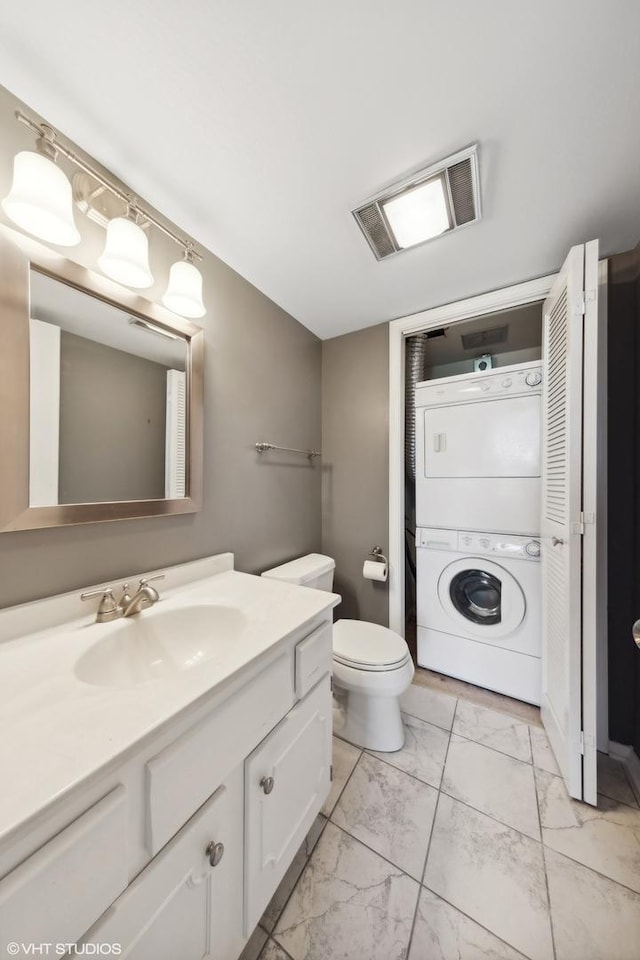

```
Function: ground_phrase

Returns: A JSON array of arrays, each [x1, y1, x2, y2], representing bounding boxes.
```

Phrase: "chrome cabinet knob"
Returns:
[[260, 776, 275, 795], [633, 620, 640, 650], [551, 537, 565, 546], [206, 841, 224, 867]]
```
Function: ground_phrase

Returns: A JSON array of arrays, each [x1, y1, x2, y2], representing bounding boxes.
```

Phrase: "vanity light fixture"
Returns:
[[128, 316, 183, 341], [1, 126, 81, 247], [98, 206, 154, 289], [162, 244, 206, 319], [2, 111, 207, 317]]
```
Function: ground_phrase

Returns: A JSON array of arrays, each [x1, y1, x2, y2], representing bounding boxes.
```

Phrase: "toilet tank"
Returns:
[[261, 553, 335, 591]]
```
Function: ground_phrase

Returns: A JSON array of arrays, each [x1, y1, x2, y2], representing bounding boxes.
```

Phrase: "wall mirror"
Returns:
[[0, 227, 203, 531]]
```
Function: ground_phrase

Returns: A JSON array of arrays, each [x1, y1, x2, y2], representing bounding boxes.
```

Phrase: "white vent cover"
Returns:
[[353, 145, 481, 260]]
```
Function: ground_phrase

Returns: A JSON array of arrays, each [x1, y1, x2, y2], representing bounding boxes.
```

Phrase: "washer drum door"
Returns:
[[437, 557, 526, 641]]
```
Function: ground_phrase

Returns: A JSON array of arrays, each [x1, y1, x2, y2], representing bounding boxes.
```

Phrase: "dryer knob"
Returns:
[[525, 541, 541, 558], [525, 370, 542, 387], [502, 378, 513, 388]]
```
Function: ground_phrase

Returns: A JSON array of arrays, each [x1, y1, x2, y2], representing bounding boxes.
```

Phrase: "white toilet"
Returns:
[[261, 553, 414, 751]]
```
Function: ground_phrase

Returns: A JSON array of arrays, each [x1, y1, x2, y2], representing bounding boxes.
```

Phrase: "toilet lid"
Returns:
[[333, 619, 409, 669]]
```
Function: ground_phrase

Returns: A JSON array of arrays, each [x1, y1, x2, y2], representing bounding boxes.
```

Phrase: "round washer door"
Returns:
[[437, 557, 526, 640]]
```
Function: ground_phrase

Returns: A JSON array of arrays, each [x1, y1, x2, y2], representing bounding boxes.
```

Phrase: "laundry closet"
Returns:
[[408, 302, 543, 705], [397, 241, 607, 805]]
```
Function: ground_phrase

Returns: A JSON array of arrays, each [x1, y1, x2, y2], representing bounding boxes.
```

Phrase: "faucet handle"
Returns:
[[80, 587, 121, 622], [139, 574, 165, 587], [138, 574, 165, 601]]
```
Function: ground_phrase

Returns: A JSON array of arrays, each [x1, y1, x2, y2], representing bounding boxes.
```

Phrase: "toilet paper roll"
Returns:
[[363, 559, 388, 582]]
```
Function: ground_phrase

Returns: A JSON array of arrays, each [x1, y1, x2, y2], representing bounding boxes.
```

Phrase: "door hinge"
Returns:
[[330, 764, 333, 782], [579, 731, 585, 755], [573, 511, 595, 535], [577, 293, 586, 315], [330, 676, 333, 692]]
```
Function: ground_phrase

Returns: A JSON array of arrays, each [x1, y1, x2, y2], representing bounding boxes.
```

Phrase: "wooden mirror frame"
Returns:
[[0, 227, 204, 531]]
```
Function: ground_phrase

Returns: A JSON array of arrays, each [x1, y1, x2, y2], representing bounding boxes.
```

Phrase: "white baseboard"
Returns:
[[609, 740, 640, 805]]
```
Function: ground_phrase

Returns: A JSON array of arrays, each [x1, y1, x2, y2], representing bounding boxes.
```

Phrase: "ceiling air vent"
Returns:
[[352, 144, 481, 261], [461, 325, 508, 350]]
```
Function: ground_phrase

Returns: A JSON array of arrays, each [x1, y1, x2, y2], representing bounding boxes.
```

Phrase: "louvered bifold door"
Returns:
[[540, 245, 585, 801]]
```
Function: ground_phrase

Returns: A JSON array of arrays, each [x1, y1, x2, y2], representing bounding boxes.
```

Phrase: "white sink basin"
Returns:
[[75, 604, 247, 687]]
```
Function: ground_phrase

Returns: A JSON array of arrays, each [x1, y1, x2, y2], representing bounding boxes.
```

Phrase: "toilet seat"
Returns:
[[332, 619, 410, 672]]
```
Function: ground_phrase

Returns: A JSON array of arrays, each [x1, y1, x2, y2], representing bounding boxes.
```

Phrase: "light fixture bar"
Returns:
[[128, 317, 183, 341], [14, 110, 202, 262]]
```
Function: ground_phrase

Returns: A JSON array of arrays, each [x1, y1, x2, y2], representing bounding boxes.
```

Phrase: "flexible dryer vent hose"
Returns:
[[405, 334, 427, 481]]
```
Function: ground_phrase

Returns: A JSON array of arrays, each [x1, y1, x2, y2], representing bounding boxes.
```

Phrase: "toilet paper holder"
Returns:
[[369, 545, 388, 566]]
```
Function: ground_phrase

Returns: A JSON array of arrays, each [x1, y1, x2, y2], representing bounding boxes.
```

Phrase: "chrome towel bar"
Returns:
[[255, 441, 321, 460]]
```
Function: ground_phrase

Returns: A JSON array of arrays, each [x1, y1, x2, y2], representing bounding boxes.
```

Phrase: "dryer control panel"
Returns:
[[416, 527, 541, 562], [415, 361, 543, 408]]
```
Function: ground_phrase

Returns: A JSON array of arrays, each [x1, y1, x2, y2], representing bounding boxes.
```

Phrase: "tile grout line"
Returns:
[[405, 697, 458, 960], [366, 742, 546, 847], [449, 727, 534, 767], [258, 937, 295, 960], [329, 818, 424, 882], [530, 726, 558, 960], [362, 746, 442, 791], [419, 881, 540, 960], [266, 813, 330, 941], [397, 706, 456, 734], [538, 843, 640, 900], [437, 784, 541, 844]]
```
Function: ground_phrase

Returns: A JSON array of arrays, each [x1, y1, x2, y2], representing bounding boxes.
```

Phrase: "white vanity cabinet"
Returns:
[[81, 766, 245, 960], [0, 596, 335, 960], [245, 675, 332, 931]]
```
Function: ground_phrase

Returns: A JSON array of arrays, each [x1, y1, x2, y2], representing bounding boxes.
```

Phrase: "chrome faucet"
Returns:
[[81, 575, 165, 622]]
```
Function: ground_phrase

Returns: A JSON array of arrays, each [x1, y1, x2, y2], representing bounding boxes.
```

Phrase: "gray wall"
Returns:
[[321, 324, 389, 625], [0, 83, 321, 607], [59, 332, 167, 504]]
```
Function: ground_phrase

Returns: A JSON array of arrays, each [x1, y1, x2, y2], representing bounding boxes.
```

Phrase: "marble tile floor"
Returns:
[[240, 682, 640, 960]]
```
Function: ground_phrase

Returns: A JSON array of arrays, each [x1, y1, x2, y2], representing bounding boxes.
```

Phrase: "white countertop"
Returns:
[[0, 553, 339, 845]]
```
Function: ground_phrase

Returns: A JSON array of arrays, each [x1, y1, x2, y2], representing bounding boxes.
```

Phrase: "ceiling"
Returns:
[[1, 1, 639, 340]]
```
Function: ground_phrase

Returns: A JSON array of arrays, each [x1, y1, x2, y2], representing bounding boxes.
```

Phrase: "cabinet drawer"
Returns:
[[295, 621, 332, 698], [0, 787, 127, 954], [244, 676, 332, 931], [146, 651, 294, 855]]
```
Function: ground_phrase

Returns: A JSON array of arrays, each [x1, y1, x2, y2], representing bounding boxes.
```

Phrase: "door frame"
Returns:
[[388, 267, 609, 747]]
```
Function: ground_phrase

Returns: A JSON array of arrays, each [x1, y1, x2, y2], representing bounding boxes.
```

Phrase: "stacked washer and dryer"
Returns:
[[414, 360, 543, 704]]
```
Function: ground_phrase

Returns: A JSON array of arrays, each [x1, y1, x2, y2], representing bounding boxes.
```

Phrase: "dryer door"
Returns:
[[422, 395, 540, 479], [438, 558, 526, 641]]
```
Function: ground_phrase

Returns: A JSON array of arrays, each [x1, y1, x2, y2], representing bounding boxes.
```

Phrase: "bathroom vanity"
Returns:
[[0, 553, 339, 958]]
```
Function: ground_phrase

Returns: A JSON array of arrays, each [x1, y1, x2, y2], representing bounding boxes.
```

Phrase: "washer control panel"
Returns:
[[417, 527, 541, 562]]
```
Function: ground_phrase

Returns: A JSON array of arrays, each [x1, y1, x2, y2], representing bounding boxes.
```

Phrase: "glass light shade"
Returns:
[[382, 175, 451, 249], [162, 259, 206, 318], [1, 150, 81, 246], [98, 216, 154, 288]]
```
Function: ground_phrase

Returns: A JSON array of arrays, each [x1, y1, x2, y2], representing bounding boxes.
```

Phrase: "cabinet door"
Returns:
[[81, 766, 244, 960], [245, 676, 331, 931]]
